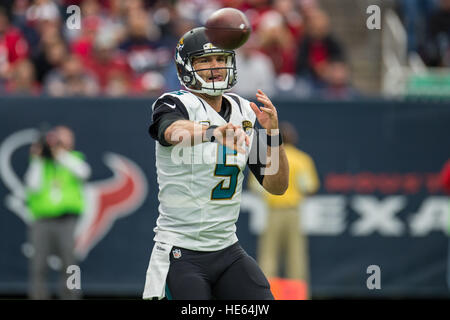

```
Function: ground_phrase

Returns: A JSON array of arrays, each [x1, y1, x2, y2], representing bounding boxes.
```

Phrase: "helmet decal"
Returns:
[[177, 38, 185, 51], [203, 43, 215, 50]]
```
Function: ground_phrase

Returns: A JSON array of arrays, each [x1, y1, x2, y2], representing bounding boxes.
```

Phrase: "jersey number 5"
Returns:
[[211, 146, 240, 200]]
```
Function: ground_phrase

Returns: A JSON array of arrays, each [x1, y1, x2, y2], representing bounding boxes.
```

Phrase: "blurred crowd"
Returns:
[[397, 0, 450, 68], [0, 0, 359, 99]]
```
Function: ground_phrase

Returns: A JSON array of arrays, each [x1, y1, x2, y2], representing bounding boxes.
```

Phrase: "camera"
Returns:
[[36, 124, 55, 159], [37, 132, 53, 159]]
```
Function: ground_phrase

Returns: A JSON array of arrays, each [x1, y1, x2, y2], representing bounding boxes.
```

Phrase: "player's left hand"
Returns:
[[250, 89, 279, 134]]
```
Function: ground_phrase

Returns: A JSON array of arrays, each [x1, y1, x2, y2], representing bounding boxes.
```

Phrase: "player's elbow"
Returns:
[[278, 175, 290, 194], [270, 188, 287, 196], [264, 179, 289, 195], [274, 182, 289, 195]]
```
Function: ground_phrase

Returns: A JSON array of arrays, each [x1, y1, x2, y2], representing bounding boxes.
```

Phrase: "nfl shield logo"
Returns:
[[172, 248, 182, 259]]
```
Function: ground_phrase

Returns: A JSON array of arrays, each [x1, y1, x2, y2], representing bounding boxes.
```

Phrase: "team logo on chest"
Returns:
[[172, 248, 182, 259], [242, 120, 253, 135]]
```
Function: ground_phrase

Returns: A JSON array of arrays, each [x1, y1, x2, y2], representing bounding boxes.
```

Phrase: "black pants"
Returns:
[[165, 242, 274, 300]]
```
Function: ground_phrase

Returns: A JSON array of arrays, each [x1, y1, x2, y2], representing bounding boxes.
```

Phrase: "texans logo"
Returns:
[[0, 129, 148, 261]]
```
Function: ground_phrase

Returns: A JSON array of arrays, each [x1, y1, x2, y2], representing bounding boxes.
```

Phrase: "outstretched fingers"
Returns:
[[250, 102, 262, 115], [256, 93, 275, 110]]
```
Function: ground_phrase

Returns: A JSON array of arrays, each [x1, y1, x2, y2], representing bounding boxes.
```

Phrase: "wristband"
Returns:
[[205, 125, 218, 143], [267, 133, 283, 147]]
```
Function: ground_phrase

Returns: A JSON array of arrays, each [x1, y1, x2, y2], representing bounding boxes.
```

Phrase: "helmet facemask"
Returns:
[[176, 48, 237, 96]]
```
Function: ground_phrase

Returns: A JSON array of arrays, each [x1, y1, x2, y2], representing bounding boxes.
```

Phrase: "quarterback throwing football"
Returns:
[[143, 27, 289, 300]]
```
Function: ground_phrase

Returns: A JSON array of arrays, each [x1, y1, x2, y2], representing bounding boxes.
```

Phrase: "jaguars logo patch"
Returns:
[[242, 120, 253, 135]]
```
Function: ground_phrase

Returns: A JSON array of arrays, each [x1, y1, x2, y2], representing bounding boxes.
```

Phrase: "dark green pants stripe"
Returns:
[[165, 284, 173, 300]]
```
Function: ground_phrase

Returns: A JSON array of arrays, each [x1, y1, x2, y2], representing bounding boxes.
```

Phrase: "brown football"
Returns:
[[205, 8, 251, 50]]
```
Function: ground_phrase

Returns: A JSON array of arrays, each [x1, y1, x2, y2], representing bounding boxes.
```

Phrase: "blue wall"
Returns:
[[0, 97, 449, 298]]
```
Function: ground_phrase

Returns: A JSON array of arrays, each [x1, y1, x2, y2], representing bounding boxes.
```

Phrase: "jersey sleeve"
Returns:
[[148, 95, 190, 146]]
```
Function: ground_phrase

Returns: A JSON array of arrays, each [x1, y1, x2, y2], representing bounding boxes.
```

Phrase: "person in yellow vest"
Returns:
[[248, 121, 320, 299], [25, 126, 91, 299]]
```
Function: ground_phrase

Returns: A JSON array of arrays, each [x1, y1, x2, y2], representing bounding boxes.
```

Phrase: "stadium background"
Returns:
[[0, 0, 449, 299]]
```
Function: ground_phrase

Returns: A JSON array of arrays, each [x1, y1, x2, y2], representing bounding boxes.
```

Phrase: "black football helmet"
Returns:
[[175, 27, 237, 96]]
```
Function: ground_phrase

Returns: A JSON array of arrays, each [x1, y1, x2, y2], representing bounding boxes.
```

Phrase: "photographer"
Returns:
[[24, 125, 91, 300]]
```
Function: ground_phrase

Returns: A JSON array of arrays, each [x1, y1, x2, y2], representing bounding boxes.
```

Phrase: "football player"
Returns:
[[143, 27, 289, 300]]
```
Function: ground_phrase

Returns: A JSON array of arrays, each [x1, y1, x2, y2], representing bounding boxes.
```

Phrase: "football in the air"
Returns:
[[205, 8, 251, 50]]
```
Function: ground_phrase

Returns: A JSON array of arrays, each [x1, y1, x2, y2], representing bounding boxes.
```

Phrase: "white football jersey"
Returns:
[[151, 90, 257, 251]]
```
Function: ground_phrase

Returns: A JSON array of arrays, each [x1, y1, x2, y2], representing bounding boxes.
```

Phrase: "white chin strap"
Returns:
[[194, 74, 229, 96], [184, 72, 230, 96]]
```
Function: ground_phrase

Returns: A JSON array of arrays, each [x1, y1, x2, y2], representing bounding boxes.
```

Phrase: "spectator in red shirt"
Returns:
[[0, 7, 29, 76], [256, 10, 297, 75], [273, 0, 304, 43], [84, 36, 130, 94], [70, 0, 103, 63], [241, 0, 272, 30]]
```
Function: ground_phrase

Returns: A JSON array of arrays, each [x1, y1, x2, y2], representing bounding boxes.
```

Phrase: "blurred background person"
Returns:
[[43, 53, 99, 96], [118, 2, 170, 96], [76, 0, 127, 59], [315, 58, 360, 100], [422, 0, 450, 67], [295, 8, 345, 91], [69, 0, 102, 64], [256, 10, 297, 76], [83, 35, 130, 95], [103, 69, 130, 97], [24, 0, 63, 61], [232, 36, 276, 98], [397, 0, 438, 55], [0, 6, 29, 85], [248, 121, 320, 299], [272, 0, 304, 42], [24, 125, 91, 299], [32, 40, 68, 85], [2, 57, 40, 95], [10, 0, 41, 55]]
